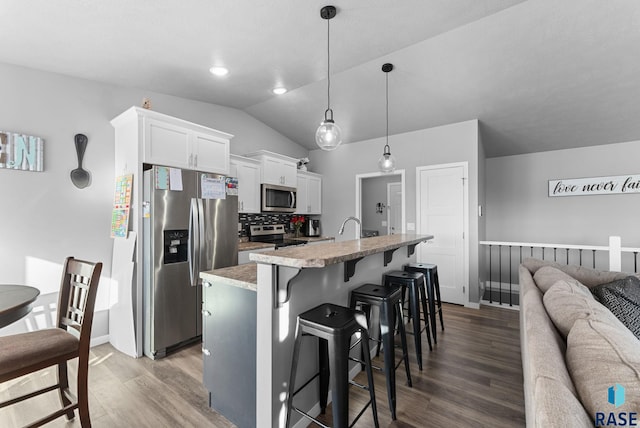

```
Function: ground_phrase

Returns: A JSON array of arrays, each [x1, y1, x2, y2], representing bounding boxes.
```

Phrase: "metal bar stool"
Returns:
[[286, 303, 379, 428], [404, 263, 444, 343], [383, 271, 432, 370], [349, 283, 411, 420]]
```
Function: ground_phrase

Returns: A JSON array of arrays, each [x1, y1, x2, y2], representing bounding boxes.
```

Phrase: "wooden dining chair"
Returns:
[[0, 257, 102, 427]]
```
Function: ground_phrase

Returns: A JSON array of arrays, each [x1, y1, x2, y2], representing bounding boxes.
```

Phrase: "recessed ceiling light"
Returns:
[[209, 66, 229, 76], [272, 87, 287, 95]]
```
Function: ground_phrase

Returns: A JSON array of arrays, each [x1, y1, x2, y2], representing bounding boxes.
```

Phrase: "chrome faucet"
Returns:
[[338, 216, 361, 236]]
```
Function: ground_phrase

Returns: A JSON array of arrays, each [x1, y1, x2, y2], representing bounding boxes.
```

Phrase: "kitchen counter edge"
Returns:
[[200, 263, 257, 292], [249, 234, 432, 268]]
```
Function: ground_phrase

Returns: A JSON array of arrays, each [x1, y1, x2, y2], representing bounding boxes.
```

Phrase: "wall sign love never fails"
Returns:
[[0, 131, 44, 171], [549, 174, 640, 197]]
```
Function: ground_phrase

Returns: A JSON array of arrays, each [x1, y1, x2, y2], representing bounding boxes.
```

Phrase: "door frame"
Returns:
[[355, 170, 406, 240], [416, 162, 470, 307]]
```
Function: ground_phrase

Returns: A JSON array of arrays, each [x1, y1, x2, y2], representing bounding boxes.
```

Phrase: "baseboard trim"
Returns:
[[465, 302, 480, 309], [90, 334, 109, 348]]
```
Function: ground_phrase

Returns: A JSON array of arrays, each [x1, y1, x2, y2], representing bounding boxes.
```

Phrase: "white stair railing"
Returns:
[[479, 236, 640, 307]]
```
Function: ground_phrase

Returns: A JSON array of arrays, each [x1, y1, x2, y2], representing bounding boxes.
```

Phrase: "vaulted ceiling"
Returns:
[[2, 0, 639, 156]]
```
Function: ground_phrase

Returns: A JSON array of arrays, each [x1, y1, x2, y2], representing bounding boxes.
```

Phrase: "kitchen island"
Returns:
[[200, 234, 432, 428]]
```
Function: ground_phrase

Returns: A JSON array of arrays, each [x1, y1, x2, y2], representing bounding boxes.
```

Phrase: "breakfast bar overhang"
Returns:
[[252, 234, 432, 428]]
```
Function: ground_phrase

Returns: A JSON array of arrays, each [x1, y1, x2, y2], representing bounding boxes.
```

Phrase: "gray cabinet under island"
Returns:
[[200, 234, 432, 428]]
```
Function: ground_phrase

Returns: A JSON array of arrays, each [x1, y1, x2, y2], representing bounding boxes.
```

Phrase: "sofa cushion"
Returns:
[[522, 257, 636, 288], [533, 377, 592, 428], [522, 289, 576, 391], [591, 276, 640, 340], [533, 266, 578, 293], [542, 279, 619, 338], [566, 317, 640, 418]]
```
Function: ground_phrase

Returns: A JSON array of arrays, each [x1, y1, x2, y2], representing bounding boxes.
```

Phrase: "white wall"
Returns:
[[485, 140, 640, 247], [0, 62, 307, 338], [310, 119, 482, 303]]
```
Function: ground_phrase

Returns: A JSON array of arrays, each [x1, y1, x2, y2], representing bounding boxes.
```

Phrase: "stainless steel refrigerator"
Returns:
[[143, 166, 238, 359]]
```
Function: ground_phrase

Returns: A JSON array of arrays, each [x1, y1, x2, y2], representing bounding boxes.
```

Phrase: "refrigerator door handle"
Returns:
[[196, 198, 206, 285], [188, 198, 200, 287]]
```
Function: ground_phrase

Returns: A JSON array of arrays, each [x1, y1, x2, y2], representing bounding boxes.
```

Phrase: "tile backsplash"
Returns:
[[238, 213, 304, 237]]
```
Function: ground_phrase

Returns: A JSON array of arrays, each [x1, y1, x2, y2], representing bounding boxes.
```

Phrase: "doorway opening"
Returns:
[[355, 170, 405, 240]]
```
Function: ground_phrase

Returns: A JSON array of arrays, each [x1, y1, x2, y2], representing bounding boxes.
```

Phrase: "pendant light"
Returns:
[[378, 63, 396, 173], [315, 6, 342, 151]]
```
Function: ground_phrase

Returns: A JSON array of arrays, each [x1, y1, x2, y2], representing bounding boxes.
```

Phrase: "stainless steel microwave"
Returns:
[[261, 184, 296, 213]]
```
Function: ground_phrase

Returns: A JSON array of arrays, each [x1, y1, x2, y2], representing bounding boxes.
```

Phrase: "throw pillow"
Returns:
[[566, 317, 640, 419], [543, 279, 619, 338], [590, 276, 640, 340], [522, 257, 637, 288], [533, 266, 578, 293], [522, 290, 576, 392]]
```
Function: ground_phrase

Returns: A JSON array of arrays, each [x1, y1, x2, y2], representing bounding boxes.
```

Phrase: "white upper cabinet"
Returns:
[[114, 107, 232, 174], [245, 150, 297, 187], [144, 118, 191, 168], [307, 173, 322, 214], [230, 155, 261, 213], [296, 171, 322, 214], [190, 130, 230, 174]]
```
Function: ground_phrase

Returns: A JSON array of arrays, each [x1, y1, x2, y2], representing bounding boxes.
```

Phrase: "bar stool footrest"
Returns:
[[292, 407, 331, 428], [293, 398, 374, 428], [349, 379, 371, 390], [348, 356, 384, 372]]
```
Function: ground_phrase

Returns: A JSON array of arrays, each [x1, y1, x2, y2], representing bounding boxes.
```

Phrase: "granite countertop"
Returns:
[[238, 241, 276, 252], [288, 236, 334, 243], [200, 263, 257, 292], [249, 234, 432, 268]]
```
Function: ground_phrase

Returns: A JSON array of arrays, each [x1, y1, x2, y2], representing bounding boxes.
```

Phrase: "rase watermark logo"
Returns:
[[596, 384, 637, 426], [610, 384, 626, 408]]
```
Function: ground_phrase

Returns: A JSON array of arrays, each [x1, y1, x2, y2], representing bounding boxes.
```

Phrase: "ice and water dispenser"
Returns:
[[163, 230, 188, 264]]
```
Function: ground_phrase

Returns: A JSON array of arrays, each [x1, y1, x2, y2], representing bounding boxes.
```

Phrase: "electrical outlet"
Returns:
[[381, 220, 387, 227], [407, 222, 415, 231]]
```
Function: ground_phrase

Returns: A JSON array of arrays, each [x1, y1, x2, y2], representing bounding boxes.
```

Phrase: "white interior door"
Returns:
[[387, 182, 402, 235], [416, 163, 467, 305]]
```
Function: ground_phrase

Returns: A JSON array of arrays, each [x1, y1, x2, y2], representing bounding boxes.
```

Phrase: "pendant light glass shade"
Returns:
[[378, 144, 396, 173], [379, 63, 395, 173], [316, 6, 342, 151], [315, 117, 342, 150]]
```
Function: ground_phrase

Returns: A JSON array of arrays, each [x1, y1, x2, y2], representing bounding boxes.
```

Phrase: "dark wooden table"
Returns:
[[0, 284, 40, 328]]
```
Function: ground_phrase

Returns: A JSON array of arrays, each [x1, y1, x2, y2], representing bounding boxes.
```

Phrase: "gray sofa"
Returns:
[[519, 258, 640, 427]]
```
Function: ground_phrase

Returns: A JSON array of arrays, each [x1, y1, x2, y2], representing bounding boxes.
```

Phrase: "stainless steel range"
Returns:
[[248, 224, 306, 249]]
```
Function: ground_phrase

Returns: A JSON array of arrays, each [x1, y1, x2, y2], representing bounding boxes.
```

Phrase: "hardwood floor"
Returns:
[[0, 304, 524, 427]]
